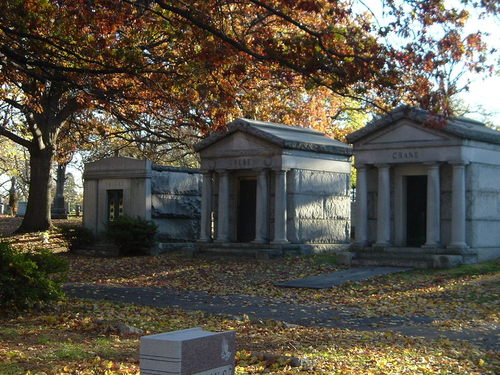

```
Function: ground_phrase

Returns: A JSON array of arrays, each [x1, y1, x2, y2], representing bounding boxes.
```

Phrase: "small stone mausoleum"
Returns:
[[83, 157, 201, 248], [345, 106, 500, 268], [194, 118, 353, 255]]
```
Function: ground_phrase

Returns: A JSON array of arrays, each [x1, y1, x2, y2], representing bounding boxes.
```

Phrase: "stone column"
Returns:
[[375, 164, 391, 247], [216, 170, 230, 242], [253, 169, 268, 243], [393, 173, 405, 246], [448, 161, 468, 249], [199, 170, 213, 242], [354, 164, 368, 246], [272, 170, 288, 244], [424, 163, 440, 247]]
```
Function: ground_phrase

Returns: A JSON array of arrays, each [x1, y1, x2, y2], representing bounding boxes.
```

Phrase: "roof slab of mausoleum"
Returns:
[[195, 118, 352, 156], [347, 105, 500, 146], [347, 106, 500, 166]]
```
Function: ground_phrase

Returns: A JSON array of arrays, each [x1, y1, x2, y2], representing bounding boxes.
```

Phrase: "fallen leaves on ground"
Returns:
[[67, 252, 499, 329], [1, 299, 498, 375], [1, 216, 80, 254]]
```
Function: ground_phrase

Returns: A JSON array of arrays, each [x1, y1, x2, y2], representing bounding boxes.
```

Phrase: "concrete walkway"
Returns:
[[64, 283, 499, 350], [276, 266, 413, 289]]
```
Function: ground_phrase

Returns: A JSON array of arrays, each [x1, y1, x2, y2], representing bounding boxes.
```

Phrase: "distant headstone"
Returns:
[[16, 202, 27, 217], [140, 328, 235, 375]]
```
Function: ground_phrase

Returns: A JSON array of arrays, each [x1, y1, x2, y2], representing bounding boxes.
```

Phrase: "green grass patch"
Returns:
[[47, 342, 93, 361], [0, 298, 497, 375], [311, 252, 339, 266], [0, 362, 25, 375]]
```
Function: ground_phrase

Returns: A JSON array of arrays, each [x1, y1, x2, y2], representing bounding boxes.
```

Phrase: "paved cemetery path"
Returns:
[[276, 266, 413, 289], [65, 282, 499, 350]]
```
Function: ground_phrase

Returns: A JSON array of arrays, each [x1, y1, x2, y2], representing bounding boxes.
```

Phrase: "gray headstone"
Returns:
[[140, 328, 235, 375], [16, 202, 27, 217]]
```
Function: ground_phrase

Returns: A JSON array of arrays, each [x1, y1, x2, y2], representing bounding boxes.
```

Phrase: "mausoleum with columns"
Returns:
[[344, 106, 500, 268], [194, 118, 352, 256]]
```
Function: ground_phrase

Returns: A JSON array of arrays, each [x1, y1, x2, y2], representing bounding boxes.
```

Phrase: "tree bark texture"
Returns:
[[16, 147, 55, 233]]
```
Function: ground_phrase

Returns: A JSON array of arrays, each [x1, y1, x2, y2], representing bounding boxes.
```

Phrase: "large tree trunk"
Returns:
[[16, 147, 55, 233]]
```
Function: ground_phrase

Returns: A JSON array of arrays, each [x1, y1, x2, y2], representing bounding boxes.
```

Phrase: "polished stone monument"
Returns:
[[194, 118, 353, 255], [140, 328, 235, 375], [344, 106, 500, 268]]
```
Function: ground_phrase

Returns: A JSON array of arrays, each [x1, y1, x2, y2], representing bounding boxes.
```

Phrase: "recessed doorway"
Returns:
[[237, 178, 257, 242], [406, 175, 427, 246]]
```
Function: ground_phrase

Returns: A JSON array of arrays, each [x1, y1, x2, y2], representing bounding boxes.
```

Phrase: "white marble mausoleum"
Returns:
[[344, 106, 500, 268], [194, 118, 353, 255]]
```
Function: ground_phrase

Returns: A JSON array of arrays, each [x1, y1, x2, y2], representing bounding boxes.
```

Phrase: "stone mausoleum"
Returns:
[[194, 118, 353, 256], [83, 157, 202, 250], [344, 106, 500, 268], [82, 109, 500, 267]]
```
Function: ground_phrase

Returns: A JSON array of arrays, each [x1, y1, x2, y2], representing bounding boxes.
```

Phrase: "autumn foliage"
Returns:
[[0, 0, 498, 231]]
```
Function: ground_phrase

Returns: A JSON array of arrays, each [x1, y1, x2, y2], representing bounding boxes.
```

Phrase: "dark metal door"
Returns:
[[107, 189, 123, 221], [237, 179, 257, 242], [406, 176, 427, 246]]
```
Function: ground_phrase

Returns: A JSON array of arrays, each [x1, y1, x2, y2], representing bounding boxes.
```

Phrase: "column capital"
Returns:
[[215, 169, 230, 175], [272, 168, 289, 173], [374, 163, 391, 169], [200, 169, 214, 175]]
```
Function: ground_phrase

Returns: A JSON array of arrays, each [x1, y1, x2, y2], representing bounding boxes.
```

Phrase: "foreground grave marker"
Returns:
[[140, 328, 236, 375]]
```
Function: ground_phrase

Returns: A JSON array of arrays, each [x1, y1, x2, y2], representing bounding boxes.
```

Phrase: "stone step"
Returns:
[[356, 251, 437, 260], [198, 246, 284, 259], [200, 242, 301, 250], [352, 256, 432, 269], [352, 251, 465, 269]]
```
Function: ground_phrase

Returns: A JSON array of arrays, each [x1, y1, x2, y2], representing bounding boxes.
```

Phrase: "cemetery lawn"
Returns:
[[1, 298, 498, 375], [68, 253, 499, 330], [1, 217, 498, 374]]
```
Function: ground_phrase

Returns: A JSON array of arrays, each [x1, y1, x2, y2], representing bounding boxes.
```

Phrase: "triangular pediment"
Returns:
[[200, 131, 280, 157], [361, 120, 451, 145]]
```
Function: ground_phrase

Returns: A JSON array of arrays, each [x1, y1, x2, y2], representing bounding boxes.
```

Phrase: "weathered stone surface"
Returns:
[[470, 220, 500, 248], [431, 255, 464, 269], [292, 194, 324, 219], [154, 218, 199, 242], [295, 170, 349, 195], [324, 196, 350, 219], [336, 251, 353, 265], [469, 192, 500, 220], [472, 164, 500, 190], [140, 328, 235, 375], [152, 194, 201, 219], [152, 170, 201, 194], [297, 219, 349, 243]]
